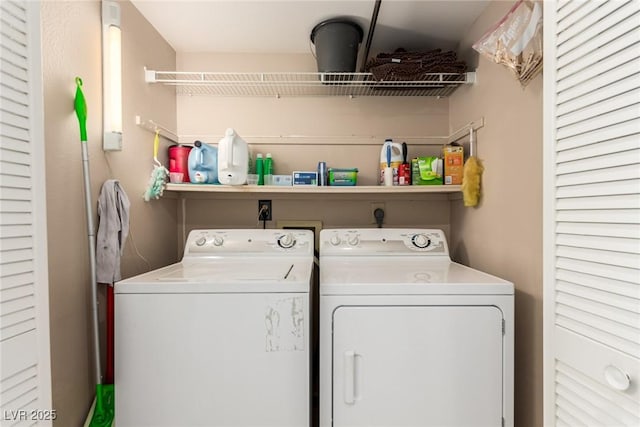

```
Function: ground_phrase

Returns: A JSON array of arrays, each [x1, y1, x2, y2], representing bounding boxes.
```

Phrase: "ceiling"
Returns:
[[130, 1, 490, 55]]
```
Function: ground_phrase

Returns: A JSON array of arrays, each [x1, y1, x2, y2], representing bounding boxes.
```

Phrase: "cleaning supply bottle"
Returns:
[[255, 153, 264, 185], [379, 139, 403, 185], [217, 128, 249, 186], [264, 153, 273, 185], [188, 140, 219, 184]]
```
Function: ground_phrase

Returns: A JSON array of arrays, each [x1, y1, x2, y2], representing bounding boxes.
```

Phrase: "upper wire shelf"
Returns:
[[144, 68, 476, 97]]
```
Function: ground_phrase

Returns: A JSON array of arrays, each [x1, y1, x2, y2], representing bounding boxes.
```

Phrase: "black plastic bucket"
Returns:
[[310, 19, 363, 74]]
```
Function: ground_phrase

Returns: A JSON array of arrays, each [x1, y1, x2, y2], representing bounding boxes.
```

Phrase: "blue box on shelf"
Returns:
[[292, 171, 318, 186]]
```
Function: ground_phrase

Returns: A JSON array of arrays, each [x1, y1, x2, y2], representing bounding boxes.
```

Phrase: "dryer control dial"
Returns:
[[411, 234, 431, 249], [329, 234, 342, 246], [212, 236, 224, 246], [278, 233, 296, 249], [195, 236, 207, 247], [347, 235, 360, 246]]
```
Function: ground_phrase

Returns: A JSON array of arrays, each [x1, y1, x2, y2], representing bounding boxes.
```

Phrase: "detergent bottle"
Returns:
[[217, 128, 249, 185], [255, 153, 264, 185], [188, 140, 219, 184], [264, 153, 274, 185], [379, 139, 403, 185]]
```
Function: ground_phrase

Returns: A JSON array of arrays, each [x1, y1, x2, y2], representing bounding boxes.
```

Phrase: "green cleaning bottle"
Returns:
[[264, 153, 273, 185], [256, 153, 264, 185]]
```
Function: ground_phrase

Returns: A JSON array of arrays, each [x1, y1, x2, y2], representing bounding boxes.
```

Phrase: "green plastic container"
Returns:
[[412, 157, 443, 185], [328, 168, 358, 186]]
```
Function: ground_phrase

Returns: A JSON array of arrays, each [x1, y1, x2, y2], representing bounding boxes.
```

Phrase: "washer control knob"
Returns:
[[195, 237, 207, 247], [329, 234, 342, 246], [347, 235, 360, 246], [278, 233, 296, 249], [411, 234, 431, 249], [212, 236, 224, 246]]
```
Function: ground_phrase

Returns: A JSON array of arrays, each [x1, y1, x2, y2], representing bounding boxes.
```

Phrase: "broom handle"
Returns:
[[81, 141, 102, 386]]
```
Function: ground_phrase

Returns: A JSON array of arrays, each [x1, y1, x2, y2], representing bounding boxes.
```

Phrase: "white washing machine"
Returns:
[[115, 229, 314, 427], [319, 229, 514, 427]]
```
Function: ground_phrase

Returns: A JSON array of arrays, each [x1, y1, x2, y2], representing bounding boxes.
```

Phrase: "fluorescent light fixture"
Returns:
[[102, 0, 122, 151]]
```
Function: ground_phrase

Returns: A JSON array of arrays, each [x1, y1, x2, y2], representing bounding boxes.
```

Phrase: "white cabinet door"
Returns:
[[543, 0, 640, 425], [332, 306, 503, 427], [0, 1, 52, 424]]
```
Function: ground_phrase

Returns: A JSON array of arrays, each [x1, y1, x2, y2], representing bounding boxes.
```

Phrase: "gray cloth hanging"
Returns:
[[96, 179, 130, 283]]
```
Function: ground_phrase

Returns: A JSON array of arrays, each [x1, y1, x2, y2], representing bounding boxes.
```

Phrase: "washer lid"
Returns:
[[115, 258, 313, 294], [320, 258, 513, 295]]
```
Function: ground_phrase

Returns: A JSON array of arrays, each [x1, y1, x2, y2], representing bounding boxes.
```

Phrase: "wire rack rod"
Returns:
[[176, 134, 448, 146], [135, 115, 179, 144], [448, 118, 485, 144], [132, 117, 484, 147]]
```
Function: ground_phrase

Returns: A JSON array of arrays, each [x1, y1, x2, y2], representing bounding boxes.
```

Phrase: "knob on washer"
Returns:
[[195, 237, 207, 246], [278, 233, 296, 248], [347, 235, 360, 246], [213, 236, 224, 246], [329, 234, 341, 246], [411, 234, 430, 248]]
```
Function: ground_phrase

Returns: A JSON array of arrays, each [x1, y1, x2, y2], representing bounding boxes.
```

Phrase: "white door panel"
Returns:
[[544, 0, 640, 425], [332, 306, 503, 427], [0, 1, 52, 424]]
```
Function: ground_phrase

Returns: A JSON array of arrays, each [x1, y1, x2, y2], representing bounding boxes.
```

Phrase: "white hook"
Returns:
[[469, 127, 475, 157]]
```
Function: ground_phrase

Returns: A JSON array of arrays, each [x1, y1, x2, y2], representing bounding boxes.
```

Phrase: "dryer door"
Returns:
[[332, 305, 503, 427]]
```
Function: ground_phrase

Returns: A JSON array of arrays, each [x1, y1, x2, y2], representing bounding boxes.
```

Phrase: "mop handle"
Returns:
[[75, 77, 102, 386], [82, 142, 102, 386]]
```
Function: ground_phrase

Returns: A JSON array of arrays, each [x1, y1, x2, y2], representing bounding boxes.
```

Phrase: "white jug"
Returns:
[[379, 139, 403, 185], [217, 128, 249, 185]]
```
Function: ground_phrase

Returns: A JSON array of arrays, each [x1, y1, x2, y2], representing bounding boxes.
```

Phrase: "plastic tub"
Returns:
[[246, 174, 259, 185], [328, 168, 358, 186]]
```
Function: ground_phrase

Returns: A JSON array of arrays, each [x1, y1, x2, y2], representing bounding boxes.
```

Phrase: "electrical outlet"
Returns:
[[370, 202, 385, 224], [258, 200, 272, 221]]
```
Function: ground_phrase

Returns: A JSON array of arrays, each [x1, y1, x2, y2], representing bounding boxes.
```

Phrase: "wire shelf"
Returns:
[[145, 69, 475, 97]]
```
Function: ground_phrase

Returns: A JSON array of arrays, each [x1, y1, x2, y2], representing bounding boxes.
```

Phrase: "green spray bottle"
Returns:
[[264, 153, 273, 185], [255, 153, 264, 185]]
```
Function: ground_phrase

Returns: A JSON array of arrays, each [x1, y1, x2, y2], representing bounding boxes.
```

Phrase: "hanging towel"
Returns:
[[96, 179, 130, 283]]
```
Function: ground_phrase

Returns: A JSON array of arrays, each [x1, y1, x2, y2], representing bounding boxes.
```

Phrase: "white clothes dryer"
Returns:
[[319, 229, 514, 427], [115, 229, 314, 427]]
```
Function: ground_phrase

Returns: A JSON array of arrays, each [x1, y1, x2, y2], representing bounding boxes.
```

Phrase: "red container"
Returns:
[[168, 145, 192, 183], [399, 163, 411, 185]]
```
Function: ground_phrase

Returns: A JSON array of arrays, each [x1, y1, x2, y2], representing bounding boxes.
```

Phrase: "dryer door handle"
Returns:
[[344, 351, 356, 404]]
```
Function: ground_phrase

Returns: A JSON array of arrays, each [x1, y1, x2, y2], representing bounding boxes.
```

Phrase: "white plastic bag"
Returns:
[[473, 0, 543, 86]]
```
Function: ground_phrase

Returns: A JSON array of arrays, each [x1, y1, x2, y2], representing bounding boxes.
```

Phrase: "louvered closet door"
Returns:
[[544, 0, 640, 425], [0, 1, 52, 425]]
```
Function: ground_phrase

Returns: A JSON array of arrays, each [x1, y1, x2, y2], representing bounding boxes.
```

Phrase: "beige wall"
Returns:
[[449, 2, 543, 426], [41, 1, 177, 425]]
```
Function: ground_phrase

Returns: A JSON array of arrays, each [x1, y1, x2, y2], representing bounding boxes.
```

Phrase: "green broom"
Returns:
[[75, 77, 115, 427]]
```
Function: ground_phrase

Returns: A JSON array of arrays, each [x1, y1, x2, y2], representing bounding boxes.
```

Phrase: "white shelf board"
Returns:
[[166, 184, 461, 194]]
